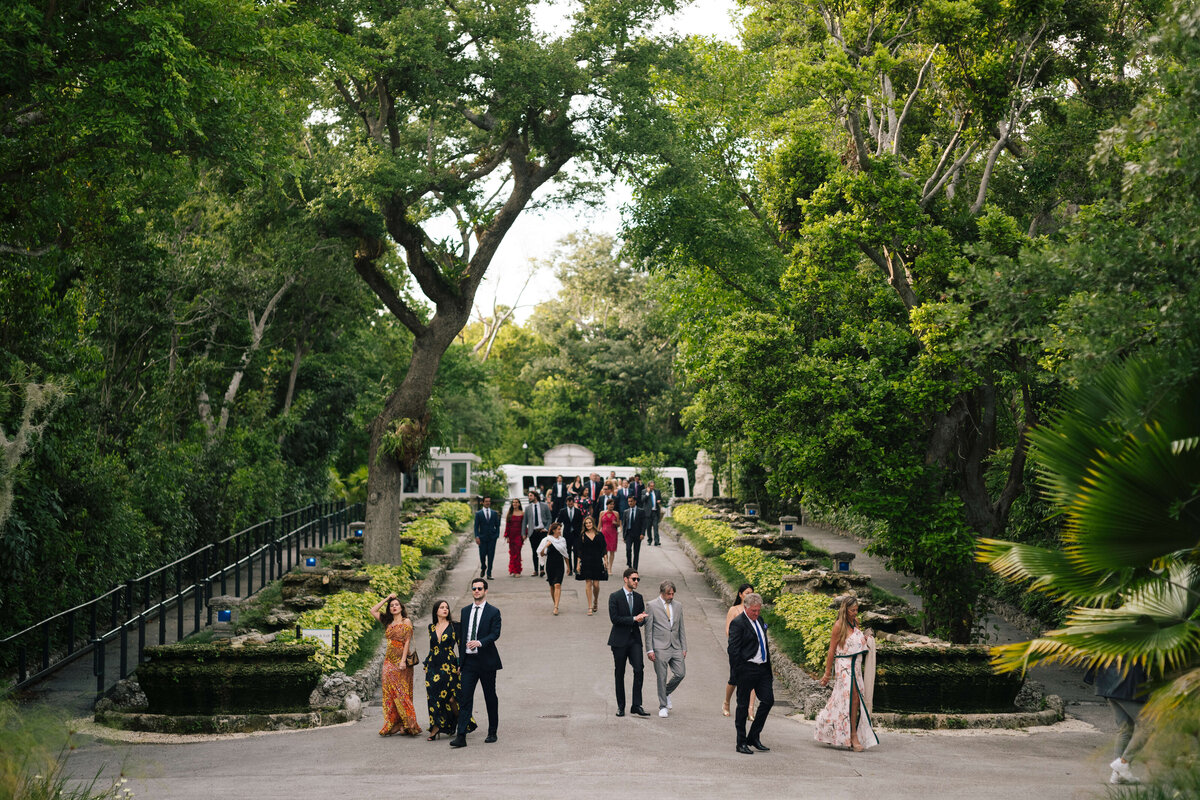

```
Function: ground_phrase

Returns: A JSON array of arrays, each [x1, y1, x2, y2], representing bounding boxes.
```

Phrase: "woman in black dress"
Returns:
[[535, 522, 569, 615], [576, 515, 607, 616], [424, 599, 475, 740]]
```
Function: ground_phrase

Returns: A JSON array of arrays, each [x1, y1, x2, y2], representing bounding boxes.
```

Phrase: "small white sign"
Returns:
[[300, 628, 334, 648]]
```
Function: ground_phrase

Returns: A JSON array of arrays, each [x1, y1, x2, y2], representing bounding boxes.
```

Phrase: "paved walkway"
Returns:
[[60, 520, 1121, 799]]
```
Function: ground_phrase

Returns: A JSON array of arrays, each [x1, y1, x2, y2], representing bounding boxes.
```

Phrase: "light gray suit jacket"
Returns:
[[522, 501, 551, 537], [644, 596, 686, 656]]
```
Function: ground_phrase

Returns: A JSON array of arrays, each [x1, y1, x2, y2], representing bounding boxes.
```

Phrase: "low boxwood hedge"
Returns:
[[138, 642, 322, 714], [874, 644, 1024, 713], [432, 501, 473, 530]]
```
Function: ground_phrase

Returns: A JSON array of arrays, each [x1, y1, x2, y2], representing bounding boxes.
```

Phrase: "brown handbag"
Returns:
[[406, 650, 420, 667]]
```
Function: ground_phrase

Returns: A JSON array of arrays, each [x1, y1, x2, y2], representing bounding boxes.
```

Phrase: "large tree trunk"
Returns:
[[363, 312, 469, 565]]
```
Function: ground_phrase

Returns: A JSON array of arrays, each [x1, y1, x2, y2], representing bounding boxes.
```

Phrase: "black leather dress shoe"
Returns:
[[449, 736, 467, 748], [736, 744, 754, 755], [630, 706, 650, 717], [615, 709, 626, 717], [484, 733, 497, 743], [749, 741, 770, 752]]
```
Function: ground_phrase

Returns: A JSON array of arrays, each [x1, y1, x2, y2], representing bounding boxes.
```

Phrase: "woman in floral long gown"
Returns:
[[424, 599, 476, 740], [815, 596, 879, 751], [370, 594, 422, 736]]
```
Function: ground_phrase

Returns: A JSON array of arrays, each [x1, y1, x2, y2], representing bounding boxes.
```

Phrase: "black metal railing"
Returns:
[[2, 500, 364, 702]]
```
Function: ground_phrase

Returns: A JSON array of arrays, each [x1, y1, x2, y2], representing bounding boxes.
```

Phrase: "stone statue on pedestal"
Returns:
[[694, 449, 714, 499]]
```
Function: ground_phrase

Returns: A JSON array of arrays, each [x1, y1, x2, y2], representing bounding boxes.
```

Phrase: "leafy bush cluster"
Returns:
[[773, 592, 837, 674], [721, 546, 793, 602], [403, 517, 453, 551], [287, 591, 380, 672], [364, 551, 423, 597], [671, 504, 736, 552], [432, 501, 473, 530], [802, 494, 889, 541]]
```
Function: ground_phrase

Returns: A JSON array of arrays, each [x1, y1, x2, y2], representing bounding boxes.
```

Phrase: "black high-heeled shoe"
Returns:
[[427, 729, 441, 741]]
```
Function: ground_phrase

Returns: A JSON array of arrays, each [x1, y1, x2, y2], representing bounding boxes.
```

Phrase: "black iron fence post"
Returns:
[[92, 636, 105, 703]]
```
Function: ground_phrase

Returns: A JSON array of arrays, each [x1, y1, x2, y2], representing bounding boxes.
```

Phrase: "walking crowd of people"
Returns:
[[368, 472, 889, 759]]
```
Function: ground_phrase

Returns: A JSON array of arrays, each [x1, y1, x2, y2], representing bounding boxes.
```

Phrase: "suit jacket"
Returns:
[[522, 501, 551, 537], [459, 601, 503, 671], [607, 588, 645, 649], [550, 481, 568, 511], [727, 611, 770, 673], [584, 479, 603, 508], [644, 596, 686, 655], [474, 507, 501, 542], [629, 480, 644, 503], [556, 506, 584, 541], [621, 506, 644, 542], [643, 489, 663, 518], [616, 487, 632, 513]]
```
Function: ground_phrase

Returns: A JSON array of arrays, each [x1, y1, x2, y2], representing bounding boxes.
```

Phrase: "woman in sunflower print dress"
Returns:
[[424, 599, 476, 740], [370, 594, 422, 736]]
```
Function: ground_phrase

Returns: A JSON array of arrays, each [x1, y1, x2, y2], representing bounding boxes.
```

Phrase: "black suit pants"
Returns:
[[734, 662, 774, 745], [611, 642, 644, 711], [624, 536, 641, 570], [457, 662, 498, 736], [528, 530, 546, 572], [477, 538, 496, 576]]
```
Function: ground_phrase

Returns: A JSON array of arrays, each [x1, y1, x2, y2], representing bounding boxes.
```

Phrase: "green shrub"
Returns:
[[773, 592, 837, 673], [873, 644, 1023, 713], [364, 550, 422, 597], [289, 591, 380, 672], [721, 546, 793, 602], [137, 642, 322, 714], [432, 501, 473, 530], [403, 517, 453, 551], [672, 505, 737, 552]]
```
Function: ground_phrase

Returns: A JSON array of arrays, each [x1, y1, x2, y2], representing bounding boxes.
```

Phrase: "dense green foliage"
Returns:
[[138, 642, 322, 713]]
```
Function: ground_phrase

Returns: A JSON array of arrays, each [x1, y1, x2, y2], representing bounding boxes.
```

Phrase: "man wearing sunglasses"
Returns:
[[607, 568, 649, 717], [450, 578, 502, 748]]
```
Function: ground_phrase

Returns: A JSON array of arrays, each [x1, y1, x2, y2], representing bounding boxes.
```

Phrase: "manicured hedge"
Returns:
[[671, 504, 736, 552], [432, 501, 473, 530], [773, 592, 837, 673], [874, 645, 1024, 713], [404, 517, 453, 551], [721, 546, 793, 602], [138, 642, 321, 714]]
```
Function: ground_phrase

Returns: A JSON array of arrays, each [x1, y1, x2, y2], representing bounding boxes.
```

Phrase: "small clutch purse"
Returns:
[[406, 651, 420, 666]]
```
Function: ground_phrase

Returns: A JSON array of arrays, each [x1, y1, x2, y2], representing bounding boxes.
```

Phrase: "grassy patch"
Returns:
[[322, 540, 351, 555], [181, 628, 216, 644], [341, 623, 385, 676], [711, 554, 748, 589]]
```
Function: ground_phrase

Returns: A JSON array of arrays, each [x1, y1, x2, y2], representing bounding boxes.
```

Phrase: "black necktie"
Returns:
[[470, 605, 480, 641], [627, 592, 634, 613]]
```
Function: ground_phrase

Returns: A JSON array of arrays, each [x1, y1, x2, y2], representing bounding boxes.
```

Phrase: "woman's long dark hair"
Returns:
[[380, 597, 407, 627], [733, 583, 754, 608], [430, 599, 451, 626]]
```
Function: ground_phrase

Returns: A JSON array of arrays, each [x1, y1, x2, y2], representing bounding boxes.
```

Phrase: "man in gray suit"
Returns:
[[522, 489, 552, 577], [644, 579, 687, 717]]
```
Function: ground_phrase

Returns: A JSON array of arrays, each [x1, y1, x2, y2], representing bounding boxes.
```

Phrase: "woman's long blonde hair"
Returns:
[[832, 596, 858, 650]]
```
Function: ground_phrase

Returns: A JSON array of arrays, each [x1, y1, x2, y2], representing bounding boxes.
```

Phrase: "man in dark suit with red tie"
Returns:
[[451, 578, 502, 748], [727, 592, 774, 754], [584, 472, 603, 522], [607, 568, 650, 717]]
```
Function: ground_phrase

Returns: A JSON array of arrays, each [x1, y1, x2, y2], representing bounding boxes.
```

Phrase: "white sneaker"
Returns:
[[659, 707, 668, 718], [1109, 759, 1137, 784], [667, 696, 673, 709]]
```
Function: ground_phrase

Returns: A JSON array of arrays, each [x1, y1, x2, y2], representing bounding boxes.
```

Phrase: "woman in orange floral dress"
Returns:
[[370, 594, 422, 736]]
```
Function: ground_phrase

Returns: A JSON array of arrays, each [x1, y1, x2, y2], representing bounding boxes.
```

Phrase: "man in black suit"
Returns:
[[451, 578, 502, 748], [622, 496, 645, 571], [727, 592, 774, 754], [473, 496, 501, 579], [549, 474, 569, 515], [584, 472, 603, 522], [607, 568, 650, 717], [555, 494, 584, 576], [643, 480, 663, 546], [629, 474, 644, 505], [523, 489, 551, 577]]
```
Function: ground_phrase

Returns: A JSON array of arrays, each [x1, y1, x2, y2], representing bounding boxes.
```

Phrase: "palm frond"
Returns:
[[977, 538, 1125, 604], [1141, 667, 1200, 726]]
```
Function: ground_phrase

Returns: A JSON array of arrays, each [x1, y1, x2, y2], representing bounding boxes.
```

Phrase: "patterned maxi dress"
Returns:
[[379, 618, 422, 736], [425, 622, 476, 735], [814, 626, 880, 749]]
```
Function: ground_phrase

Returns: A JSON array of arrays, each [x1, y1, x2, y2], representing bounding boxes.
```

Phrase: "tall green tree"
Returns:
[[296, 0, 685, 563]]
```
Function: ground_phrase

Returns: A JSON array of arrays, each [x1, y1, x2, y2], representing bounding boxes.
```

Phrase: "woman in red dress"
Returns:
[[370, 594, 422, 736], [599, 497, 619, 573], [503, 498, 525, 576]]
